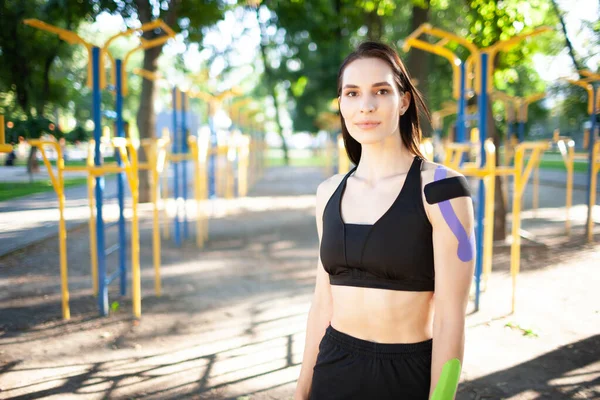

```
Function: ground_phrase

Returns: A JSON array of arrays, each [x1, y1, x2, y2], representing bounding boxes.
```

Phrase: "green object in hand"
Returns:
[[431, 358, 461, 400]]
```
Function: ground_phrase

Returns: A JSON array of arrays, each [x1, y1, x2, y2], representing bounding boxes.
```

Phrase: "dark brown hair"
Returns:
[[337, 41, 430, 165]]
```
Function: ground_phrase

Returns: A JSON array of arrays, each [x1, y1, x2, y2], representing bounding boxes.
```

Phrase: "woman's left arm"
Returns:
[[424, 168, 475, 399]]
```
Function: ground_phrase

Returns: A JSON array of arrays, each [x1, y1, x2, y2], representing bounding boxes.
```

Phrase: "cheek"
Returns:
[[382, 98, 400, 122], [339, 99, 355, 119]]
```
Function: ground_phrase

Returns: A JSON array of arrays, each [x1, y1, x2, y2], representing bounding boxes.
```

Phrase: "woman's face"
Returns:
[[339, 57, 410, 145]]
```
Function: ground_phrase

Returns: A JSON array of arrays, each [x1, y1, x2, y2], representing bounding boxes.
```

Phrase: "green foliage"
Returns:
[[7, 116, 62, 143], [0, 0, 117, 135], [66, 125, 91, 143], [505, 321, 539, 337], [0, 0, 590, 145]]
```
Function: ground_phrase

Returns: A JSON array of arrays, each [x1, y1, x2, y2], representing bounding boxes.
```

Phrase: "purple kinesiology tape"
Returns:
[[433, 167, 475, 262]]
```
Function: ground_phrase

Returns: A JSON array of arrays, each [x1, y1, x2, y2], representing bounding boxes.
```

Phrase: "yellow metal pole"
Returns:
[[146, 142, 161, 296], [56, 153, 70, 320], [337, 134, 350, 173], [557, 138, 575, 235], [533, 160, 540, 215], [201, 141, 209, 243], [510, 147, 523, 314], [86, 142, 98, 295], [226, 143, 234, 199], [188, 137, 202, 248], [482, 140, 496, 289], [238, 135, 250, 197], [0, 115, 4, 144], [220, 146, 227, 198], [116, 140, 141, 318], [29, 140, 70, 320], [566, 143, 574, 235], [588, 141, 600, 242], [509, 142, 549, 313], [162, 150, 171, 240]]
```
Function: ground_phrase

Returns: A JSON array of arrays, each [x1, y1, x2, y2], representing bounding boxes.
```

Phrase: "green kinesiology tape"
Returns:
[[431, 358, 461, 400]]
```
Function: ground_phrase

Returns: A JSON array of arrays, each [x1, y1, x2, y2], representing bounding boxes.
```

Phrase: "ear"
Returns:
[[338, 96, 344, 118], [402, 91, 411, 111]]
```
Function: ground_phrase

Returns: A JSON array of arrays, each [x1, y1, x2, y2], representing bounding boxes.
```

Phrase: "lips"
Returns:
[[355, 122, 381, 130]]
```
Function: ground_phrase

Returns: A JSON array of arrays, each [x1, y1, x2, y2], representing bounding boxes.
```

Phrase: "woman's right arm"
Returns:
[[294, 178, 337, 400]]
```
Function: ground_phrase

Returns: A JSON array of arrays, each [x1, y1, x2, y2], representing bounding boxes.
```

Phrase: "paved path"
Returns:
[[0, 165, 599, 399], [0, 162, 198, 257], [2, 164, 598, 257]]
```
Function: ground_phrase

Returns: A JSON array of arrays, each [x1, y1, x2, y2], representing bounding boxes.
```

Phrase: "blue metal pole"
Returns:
[[115, 59, 127, 297], [233, 127, 239, 197], [456, 61, 467, 144], [172, 87, 181, 247], [92, 47, 108, 316], [474, 52, 488, 312], [208, 113, 217, 199], [586, 85, 598, 238], [181, 90, 189, 240], [518, 120, 525, 142]]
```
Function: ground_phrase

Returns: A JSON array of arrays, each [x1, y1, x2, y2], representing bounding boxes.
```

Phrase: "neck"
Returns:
[[353, 130, 414, 185]]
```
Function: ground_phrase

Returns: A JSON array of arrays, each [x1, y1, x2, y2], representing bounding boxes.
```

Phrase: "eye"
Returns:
[[345, 91, 358, 97], [376, 89, 389, 95]]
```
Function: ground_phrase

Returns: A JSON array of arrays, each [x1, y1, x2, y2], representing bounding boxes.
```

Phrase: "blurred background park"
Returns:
[[0, 0, 599, 399], [0, 0, 598, 182]]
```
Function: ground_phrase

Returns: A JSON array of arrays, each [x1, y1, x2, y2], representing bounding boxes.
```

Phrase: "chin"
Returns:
[[348, 130, 392, 145]]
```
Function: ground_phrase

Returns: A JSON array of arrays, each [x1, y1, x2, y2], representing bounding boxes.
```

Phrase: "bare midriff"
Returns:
[[330, 285, 434, 344]]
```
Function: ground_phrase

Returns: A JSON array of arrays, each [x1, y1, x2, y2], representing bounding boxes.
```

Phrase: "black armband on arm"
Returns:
[[424, 176, 471, 205]]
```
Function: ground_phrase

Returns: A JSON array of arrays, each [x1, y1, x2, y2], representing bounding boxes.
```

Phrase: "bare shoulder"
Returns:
[[316, 173, 344, 211], [419, 160, 471, 223], [420, 159, 464, 187]]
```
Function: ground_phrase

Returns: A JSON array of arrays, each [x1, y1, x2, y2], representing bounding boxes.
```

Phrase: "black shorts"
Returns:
[[310, 325, 432, 400]]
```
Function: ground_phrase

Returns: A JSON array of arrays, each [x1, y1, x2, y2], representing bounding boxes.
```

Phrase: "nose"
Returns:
[[360, 96, 376, 113]]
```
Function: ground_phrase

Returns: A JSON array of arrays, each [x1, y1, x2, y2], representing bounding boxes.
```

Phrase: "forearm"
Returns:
[[294, 302, 332, 400], [429, 316, 465, 399]]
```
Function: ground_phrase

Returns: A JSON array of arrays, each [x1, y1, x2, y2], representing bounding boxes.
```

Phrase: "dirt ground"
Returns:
[[0, 165, 599, 400]]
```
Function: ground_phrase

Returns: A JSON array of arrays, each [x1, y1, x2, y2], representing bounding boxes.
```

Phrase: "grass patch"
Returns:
[[0, 177, 89, 202], [266, 154, 329, 167], [537, 160, 589, 173], [15, 156, 116, 167]]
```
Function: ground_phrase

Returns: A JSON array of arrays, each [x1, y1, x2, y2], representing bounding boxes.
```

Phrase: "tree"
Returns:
[[111, 0, 227, 202], [0, 0, 115, 172], [465, 0, 560, 241], [255, 5, 291, 164]]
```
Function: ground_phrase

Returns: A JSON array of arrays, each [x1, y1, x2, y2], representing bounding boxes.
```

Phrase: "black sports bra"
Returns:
[[320, 156, 435, 291]]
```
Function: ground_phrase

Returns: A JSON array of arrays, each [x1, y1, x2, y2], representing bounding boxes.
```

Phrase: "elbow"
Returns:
[[433, 310, 466, 335]]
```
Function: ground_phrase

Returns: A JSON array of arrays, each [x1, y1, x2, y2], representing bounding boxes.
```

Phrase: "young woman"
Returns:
[[294, 41, 475, 400]]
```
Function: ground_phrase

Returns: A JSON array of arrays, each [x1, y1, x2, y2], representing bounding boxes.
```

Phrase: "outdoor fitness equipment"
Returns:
[[0, 115, 12, 154], [565, 71, 600, 241], [22, 18, 174, 319], [404, 23, 551, 313]]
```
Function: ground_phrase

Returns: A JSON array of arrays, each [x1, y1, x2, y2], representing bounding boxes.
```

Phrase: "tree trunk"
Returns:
[[365, 10, 383, 41], [407, 1, 430, 103], [550, 0, 584, 75], [256, 10, 289, 165], [136, 46, 162, 203], [26, 146, 39, 178], [134, 0, 168, 202], [488, 99, 506, 241]]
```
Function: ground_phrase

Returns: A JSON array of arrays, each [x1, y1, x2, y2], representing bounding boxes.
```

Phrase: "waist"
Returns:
[[324, 324, 433, 357], [331, 285, 433, 343]]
